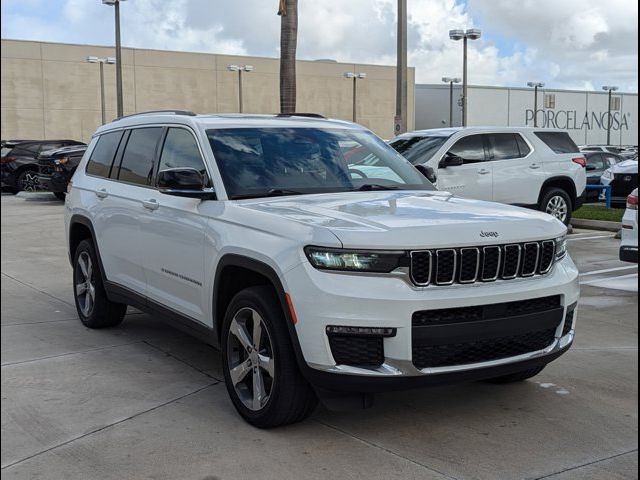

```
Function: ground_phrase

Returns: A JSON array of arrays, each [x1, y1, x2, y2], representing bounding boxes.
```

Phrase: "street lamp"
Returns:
[[442, 77, 461, 127], [344, 72, 367, 123], [527, 81, 545, 127], [87, 56, 116, 125], [102, 0, 126, 118], [602, 85, 619, 145], [227, 65, 254, 113], [449, 28, 481, 127]]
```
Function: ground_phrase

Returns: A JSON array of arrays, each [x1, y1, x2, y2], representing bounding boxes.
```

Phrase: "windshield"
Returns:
[[206, 128, 434, 199], [389, 135, 451, 164]]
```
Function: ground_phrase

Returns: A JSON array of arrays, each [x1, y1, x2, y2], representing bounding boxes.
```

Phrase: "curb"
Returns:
[[570, 218, 621, 232]]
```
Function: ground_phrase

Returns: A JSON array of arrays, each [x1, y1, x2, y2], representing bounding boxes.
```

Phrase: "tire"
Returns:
[[73, 239, 127, 329], [484, 366, 546, 384], [53, 191, 66, 200], [221, 285, 318, 428], [16, 169, 39, 193], [540, 188, 573, 225]]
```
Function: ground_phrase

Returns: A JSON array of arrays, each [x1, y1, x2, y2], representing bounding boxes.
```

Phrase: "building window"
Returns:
[[610, 96, 621, 111], [543, 93, 556, 109]]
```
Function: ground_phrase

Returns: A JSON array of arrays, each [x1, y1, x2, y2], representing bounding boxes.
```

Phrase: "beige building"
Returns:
[[1, 39, 415, 142]]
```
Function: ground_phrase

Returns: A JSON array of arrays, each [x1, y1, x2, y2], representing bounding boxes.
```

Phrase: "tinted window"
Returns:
[[448, 134, 486, 163], [534, 132, 579, 154], [86, 131, 123, 178], [207, 128, 432, 199], [117, 127, 163, 186], [158, 128, 209, 185], [515, 134, 531, 156], [586, 154, 606, 171], [389, 135, 451, 165], [487, 133, 520, 160], [10, 144, 40, 157]]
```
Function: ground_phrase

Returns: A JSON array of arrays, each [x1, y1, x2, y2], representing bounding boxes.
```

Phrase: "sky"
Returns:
[[1, 0, 638, 92]]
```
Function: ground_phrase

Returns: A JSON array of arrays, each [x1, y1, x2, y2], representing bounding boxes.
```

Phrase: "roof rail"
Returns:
[[275, 113, 327, 119], [114, 110, 197, 121]]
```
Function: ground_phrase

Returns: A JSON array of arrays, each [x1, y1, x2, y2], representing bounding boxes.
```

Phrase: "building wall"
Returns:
[[1, 39, 415, 142], [416, 84, 638, 146]]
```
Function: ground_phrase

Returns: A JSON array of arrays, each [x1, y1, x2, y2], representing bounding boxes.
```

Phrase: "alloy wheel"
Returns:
[[545, 195, 568, 223], [20, 172, 39, 192], [227, 307, 275, 411], [75, 251, 96, 316]]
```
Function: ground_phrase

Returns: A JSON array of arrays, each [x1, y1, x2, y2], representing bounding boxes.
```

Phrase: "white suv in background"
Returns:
[[65, 112, 580, 428], [389, 127, 587, 225], [620, 189, 638, 263]]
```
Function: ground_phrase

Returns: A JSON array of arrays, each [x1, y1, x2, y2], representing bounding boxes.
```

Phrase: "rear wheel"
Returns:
[[484, 366, 546, 384], [221, 286, 317, 428], [16, 170, 39, 192], [540, 188, 572, 225], [73, 239, 127, 328]]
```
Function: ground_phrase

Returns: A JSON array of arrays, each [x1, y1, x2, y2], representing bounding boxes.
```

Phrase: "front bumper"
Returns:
[[285, 255, 580, 391]]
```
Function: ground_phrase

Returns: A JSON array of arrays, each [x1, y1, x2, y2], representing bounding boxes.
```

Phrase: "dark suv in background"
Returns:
[[1, 139, 85, 194], [37, 144, 88, 200]]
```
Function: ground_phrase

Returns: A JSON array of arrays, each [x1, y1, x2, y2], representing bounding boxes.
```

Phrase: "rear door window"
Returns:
[[586, 154, 606, 171], [534, 132, 579, 154], [117, 127, 164, 186], [86, 131, 124, 178], [447, 134, 486, 163], [487, 133, 521, 160]]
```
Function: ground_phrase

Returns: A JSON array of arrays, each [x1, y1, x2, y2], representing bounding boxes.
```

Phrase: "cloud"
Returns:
[[1, 0, 637, 92]]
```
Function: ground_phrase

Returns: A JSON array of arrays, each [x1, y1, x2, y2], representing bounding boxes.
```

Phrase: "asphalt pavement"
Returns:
[[1, 192, 638, 480]]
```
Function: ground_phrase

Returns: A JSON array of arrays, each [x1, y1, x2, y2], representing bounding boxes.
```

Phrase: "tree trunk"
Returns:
[[278, 0, 298, 114]]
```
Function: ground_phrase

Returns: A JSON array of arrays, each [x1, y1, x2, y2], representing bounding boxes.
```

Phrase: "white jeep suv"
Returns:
[[65, 112, 580, 428], [389, 127, 587, 225]]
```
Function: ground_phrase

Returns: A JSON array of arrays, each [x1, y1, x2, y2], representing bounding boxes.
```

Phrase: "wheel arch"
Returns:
[[538, 176, 577, 209]]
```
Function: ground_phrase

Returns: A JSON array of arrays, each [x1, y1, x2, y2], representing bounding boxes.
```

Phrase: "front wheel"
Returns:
[[221, 286, 317, 428], [54, 191, 66, 200], [540, 188, 573, 225]]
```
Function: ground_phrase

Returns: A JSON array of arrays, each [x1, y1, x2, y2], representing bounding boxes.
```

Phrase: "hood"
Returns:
[[238, 191, 566, 249], [611, 160, 638, 174]]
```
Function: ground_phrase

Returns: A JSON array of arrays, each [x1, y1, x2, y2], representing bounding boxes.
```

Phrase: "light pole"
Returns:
[[102, 0, 126, 118], [602, 85, 619, 145], [344, 72, 367, 122], [227, 65, 254, 113], [449, 28, 481, 127], [442, 77, 461, 126], [87, 56, 116, 125], [395, 0, 408, 135], [527, 82, 545, 127]]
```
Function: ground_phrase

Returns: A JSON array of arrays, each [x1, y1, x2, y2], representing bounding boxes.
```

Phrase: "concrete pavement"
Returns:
[[1, 192, 637, 480]]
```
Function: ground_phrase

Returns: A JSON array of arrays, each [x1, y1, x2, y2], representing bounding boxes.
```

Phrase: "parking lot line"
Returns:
[[580, 273, 638, 286], [579, 266, 638, 277]]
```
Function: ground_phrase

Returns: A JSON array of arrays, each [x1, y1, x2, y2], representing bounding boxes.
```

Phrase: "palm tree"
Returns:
[[278, 0, 298, 114]]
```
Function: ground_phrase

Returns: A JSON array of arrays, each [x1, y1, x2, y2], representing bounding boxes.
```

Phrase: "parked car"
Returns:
[[584, 151, 623, 202], [37, 144, 88, 200], [620, 189, 638, 263], [1, 139, 85, 194], [600, 159, 639, 207], [389, 127, 587, 225], [65, 111, 579, 428]]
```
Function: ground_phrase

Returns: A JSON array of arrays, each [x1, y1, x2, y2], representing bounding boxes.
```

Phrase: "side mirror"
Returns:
[[415, 164, 437, 184], [439, 153, 464, 168], [157, 168, 216, 200]]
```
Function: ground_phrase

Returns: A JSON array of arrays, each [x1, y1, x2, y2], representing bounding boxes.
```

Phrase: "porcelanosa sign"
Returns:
[[525, 109, 631, 131]]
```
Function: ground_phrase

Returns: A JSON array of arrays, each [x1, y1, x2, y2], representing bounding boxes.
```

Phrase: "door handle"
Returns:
[[529, 164, 541, 170], [142, 199, 159, 211], [477, 169, 491, 175], [95, 188, 108, 199]]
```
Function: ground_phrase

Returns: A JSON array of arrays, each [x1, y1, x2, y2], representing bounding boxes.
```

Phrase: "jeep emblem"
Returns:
[[480, 231, 500, 238]]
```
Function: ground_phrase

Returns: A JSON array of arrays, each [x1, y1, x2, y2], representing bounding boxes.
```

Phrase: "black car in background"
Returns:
[[37, 144, 88, 200], [584, 151, 623, 202], [1, 139, 85, 194]]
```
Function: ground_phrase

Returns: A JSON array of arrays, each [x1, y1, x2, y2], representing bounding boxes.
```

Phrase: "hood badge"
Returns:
[[480, 231, 500, 238]]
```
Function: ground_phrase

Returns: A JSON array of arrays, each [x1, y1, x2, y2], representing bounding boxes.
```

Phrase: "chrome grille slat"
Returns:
[[409, 239, 557, 287]]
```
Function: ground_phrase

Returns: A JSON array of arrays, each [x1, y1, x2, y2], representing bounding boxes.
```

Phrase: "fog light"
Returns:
[[326, 326, 396, 337]]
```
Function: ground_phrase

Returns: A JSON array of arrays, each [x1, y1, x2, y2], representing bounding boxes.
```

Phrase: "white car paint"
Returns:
[[65, 113, 580, 384], [620, 188, 638, 263]]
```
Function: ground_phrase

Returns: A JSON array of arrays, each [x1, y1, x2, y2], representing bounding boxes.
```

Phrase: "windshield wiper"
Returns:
[[354, 184, 400, 191], [232, 188, 304, 200]]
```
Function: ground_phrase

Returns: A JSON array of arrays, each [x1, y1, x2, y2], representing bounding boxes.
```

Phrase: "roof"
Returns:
[[95, 112, 363, 135], [393, 126, 569, 138]]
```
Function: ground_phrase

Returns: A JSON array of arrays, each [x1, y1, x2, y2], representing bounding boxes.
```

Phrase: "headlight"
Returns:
[[555, 234, 568, 261], [304, 247, 405, 273]]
